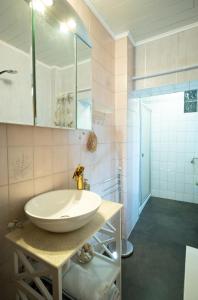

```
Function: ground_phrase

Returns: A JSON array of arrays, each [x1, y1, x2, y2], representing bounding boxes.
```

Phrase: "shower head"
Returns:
[[0, 69, 18, 75]]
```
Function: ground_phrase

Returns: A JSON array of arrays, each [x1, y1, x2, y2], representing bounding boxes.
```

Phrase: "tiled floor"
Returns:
[[122, 197, 198, 300]]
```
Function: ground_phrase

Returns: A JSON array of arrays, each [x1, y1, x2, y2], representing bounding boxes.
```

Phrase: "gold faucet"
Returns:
[[72, 164, 85, 190]]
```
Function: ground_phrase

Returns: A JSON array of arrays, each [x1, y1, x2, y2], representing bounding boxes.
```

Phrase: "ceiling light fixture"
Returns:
[[60, 22, 69, 34], [67, 19, 76, 30], [30, 0, 45, 14], [42, 0, 54, 7]]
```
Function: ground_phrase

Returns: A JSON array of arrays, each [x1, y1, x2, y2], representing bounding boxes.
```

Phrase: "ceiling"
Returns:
[[86, 0, 198, 43]]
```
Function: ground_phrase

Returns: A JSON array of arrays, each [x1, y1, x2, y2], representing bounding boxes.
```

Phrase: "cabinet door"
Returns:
[[76, 36, 92, 130], [33, 0, 76, 129], [0, 0, 33, 125]]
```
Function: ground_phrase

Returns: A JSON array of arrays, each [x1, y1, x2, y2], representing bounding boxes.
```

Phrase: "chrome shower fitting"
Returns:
[[191, 157, 198, 164], [0, 69, 18, 75]]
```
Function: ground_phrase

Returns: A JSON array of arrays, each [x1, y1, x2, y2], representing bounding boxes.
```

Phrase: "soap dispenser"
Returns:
[[84, 178, 90, 191]]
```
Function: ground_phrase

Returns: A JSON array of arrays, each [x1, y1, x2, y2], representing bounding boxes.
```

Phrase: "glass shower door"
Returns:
[[140, 104, 151, 208]]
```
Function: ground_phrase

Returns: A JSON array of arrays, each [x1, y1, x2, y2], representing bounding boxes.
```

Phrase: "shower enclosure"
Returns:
[[130, 81, 198, 213], [140, 104, 151, 211]]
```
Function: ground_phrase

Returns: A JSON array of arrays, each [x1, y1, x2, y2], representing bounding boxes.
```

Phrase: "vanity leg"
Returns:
[[115, 210, 122, 297], [14, 252, 20, 300], [52, 267, 62, 300]]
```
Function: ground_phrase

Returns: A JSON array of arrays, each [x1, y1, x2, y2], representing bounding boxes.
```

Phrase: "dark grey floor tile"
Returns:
[[122, 197, 198, 300]]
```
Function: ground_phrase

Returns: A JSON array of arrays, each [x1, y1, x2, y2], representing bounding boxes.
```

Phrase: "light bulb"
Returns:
[[60, 22, 69, 34], [112, 251, 118, 259], [30, 0, 45, 14], [42, 0, 53, 6], [67, 19, 76, 30]]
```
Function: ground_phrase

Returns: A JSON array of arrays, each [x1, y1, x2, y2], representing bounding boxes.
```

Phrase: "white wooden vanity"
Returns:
[[6, 200, 122, 300]]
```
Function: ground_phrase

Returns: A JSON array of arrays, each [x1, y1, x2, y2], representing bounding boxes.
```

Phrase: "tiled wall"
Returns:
[[0, 1, 116, 298], [144, 92, 198, 203], [134, 26, 198, 90]]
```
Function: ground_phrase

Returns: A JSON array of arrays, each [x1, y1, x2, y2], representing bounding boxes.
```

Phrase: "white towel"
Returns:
[[108, 284, 120, 300], [62, 261, 120, 300]]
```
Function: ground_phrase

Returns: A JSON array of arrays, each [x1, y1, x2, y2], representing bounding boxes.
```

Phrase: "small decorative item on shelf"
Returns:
[[75, 243, 94, 264], [87, 131, 97, 152]]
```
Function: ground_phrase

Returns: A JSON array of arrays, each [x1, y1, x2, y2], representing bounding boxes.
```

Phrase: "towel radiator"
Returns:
[[102, 168, 134, 257]]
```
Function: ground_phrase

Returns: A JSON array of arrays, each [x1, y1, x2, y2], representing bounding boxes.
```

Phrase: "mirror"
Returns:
[[76, 36, 92, 130], [33, 0, 92, 130], [0, 0, 33, 125]]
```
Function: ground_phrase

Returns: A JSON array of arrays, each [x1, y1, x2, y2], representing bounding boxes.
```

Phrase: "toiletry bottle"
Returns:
[[84, 179, 90, 191]]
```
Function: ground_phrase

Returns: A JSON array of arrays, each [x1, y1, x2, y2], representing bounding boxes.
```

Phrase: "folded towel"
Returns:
[[62, 261, 119, 300], [108, 284, 120, 300]]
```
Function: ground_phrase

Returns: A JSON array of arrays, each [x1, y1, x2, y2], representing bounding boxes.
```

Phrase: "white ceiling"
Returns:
[[86, 0, 198, 43]]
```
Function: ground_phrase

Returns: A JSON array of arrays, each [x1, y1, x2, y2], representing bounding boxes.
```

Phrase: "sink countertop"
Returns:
[[6, 200, 122, 269]]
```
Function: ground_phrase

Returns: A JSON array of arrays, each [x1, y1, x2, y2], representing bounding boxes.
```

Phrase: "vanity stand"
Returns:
[[6, 200, 122, 300]]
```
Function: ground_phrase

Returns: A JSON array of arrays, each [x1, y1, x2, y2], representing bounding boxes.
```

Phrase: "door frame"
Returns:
[[139, 102, 152, 214]]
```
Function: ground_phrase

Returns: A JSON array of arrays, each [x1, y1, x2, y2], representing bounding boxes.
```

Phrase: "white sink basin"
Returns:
[[24, 190, 102, 233]]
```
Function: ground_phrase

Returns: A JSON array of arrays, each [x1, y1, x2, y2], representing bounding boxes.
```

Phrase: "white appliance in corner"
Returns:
[[184, 246, 198, 300]]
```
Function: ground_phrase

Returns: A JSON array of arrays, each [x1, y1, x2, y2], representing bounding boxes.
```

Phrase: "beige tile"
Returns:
[[92, 59, 105, 85], [178, 27, 198, 67], [7, 125, 33, 146], [0, 186, 8, 225], [0, 237, 12, 268], [0, 277, 15, 300], [177, 69, 198, 83], [9, 180, 34, 220], [0, 125, 7, 147], [68, 0, 92, 37], [104, 53, 114, 75], [53, 172, 69, 190], [34, 176, 53, 195], [0, 258, 15, 299], [52, 129, 68, 145], [115, 37, 127, 58], [115, 56, 127, 76], [90, 16, 110, 49], [115, 142, 127, 160], [81, 143, 97, 166], [34, 127, 52, 146], [134, 45, 146, 77], [115, 109, 127, 127], [92, 80, 105, 107], [145, 34, 178, 74], [68, 145, 81, 170], [52, 146, 68, 173], [103, 90, 115, 110], [115, 75, 128, 93], [34, 147, 52, 178], [8, 147, 33, 184], [134, 79, 145, 90], [144, 73, 177, 89], [115, 126, 127, 143], [0, 147, 8, 186], [115, 92, 128, 110]]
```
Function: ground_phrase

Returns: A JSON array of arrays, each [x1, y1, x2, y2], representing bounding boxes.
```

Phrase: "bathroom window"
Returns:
[[184, 89, 197, 113]]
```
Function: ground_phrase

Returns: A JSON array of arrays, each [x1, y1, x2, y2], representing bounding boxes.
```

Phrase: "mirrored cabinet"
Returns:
[[0, 0, 92, 130], [0, 0, 33, 125], [76, 36, 92, 130]]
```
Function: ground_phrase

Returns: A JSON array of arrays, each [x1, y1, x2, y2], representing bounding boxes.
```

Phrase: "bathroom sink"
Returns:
[[24, 190, 102, 233]]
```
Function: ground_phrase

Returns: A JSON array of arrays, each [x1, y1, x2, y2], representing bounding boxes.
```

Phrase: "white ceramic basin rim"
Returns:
[[24, 190, 102, 233]]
